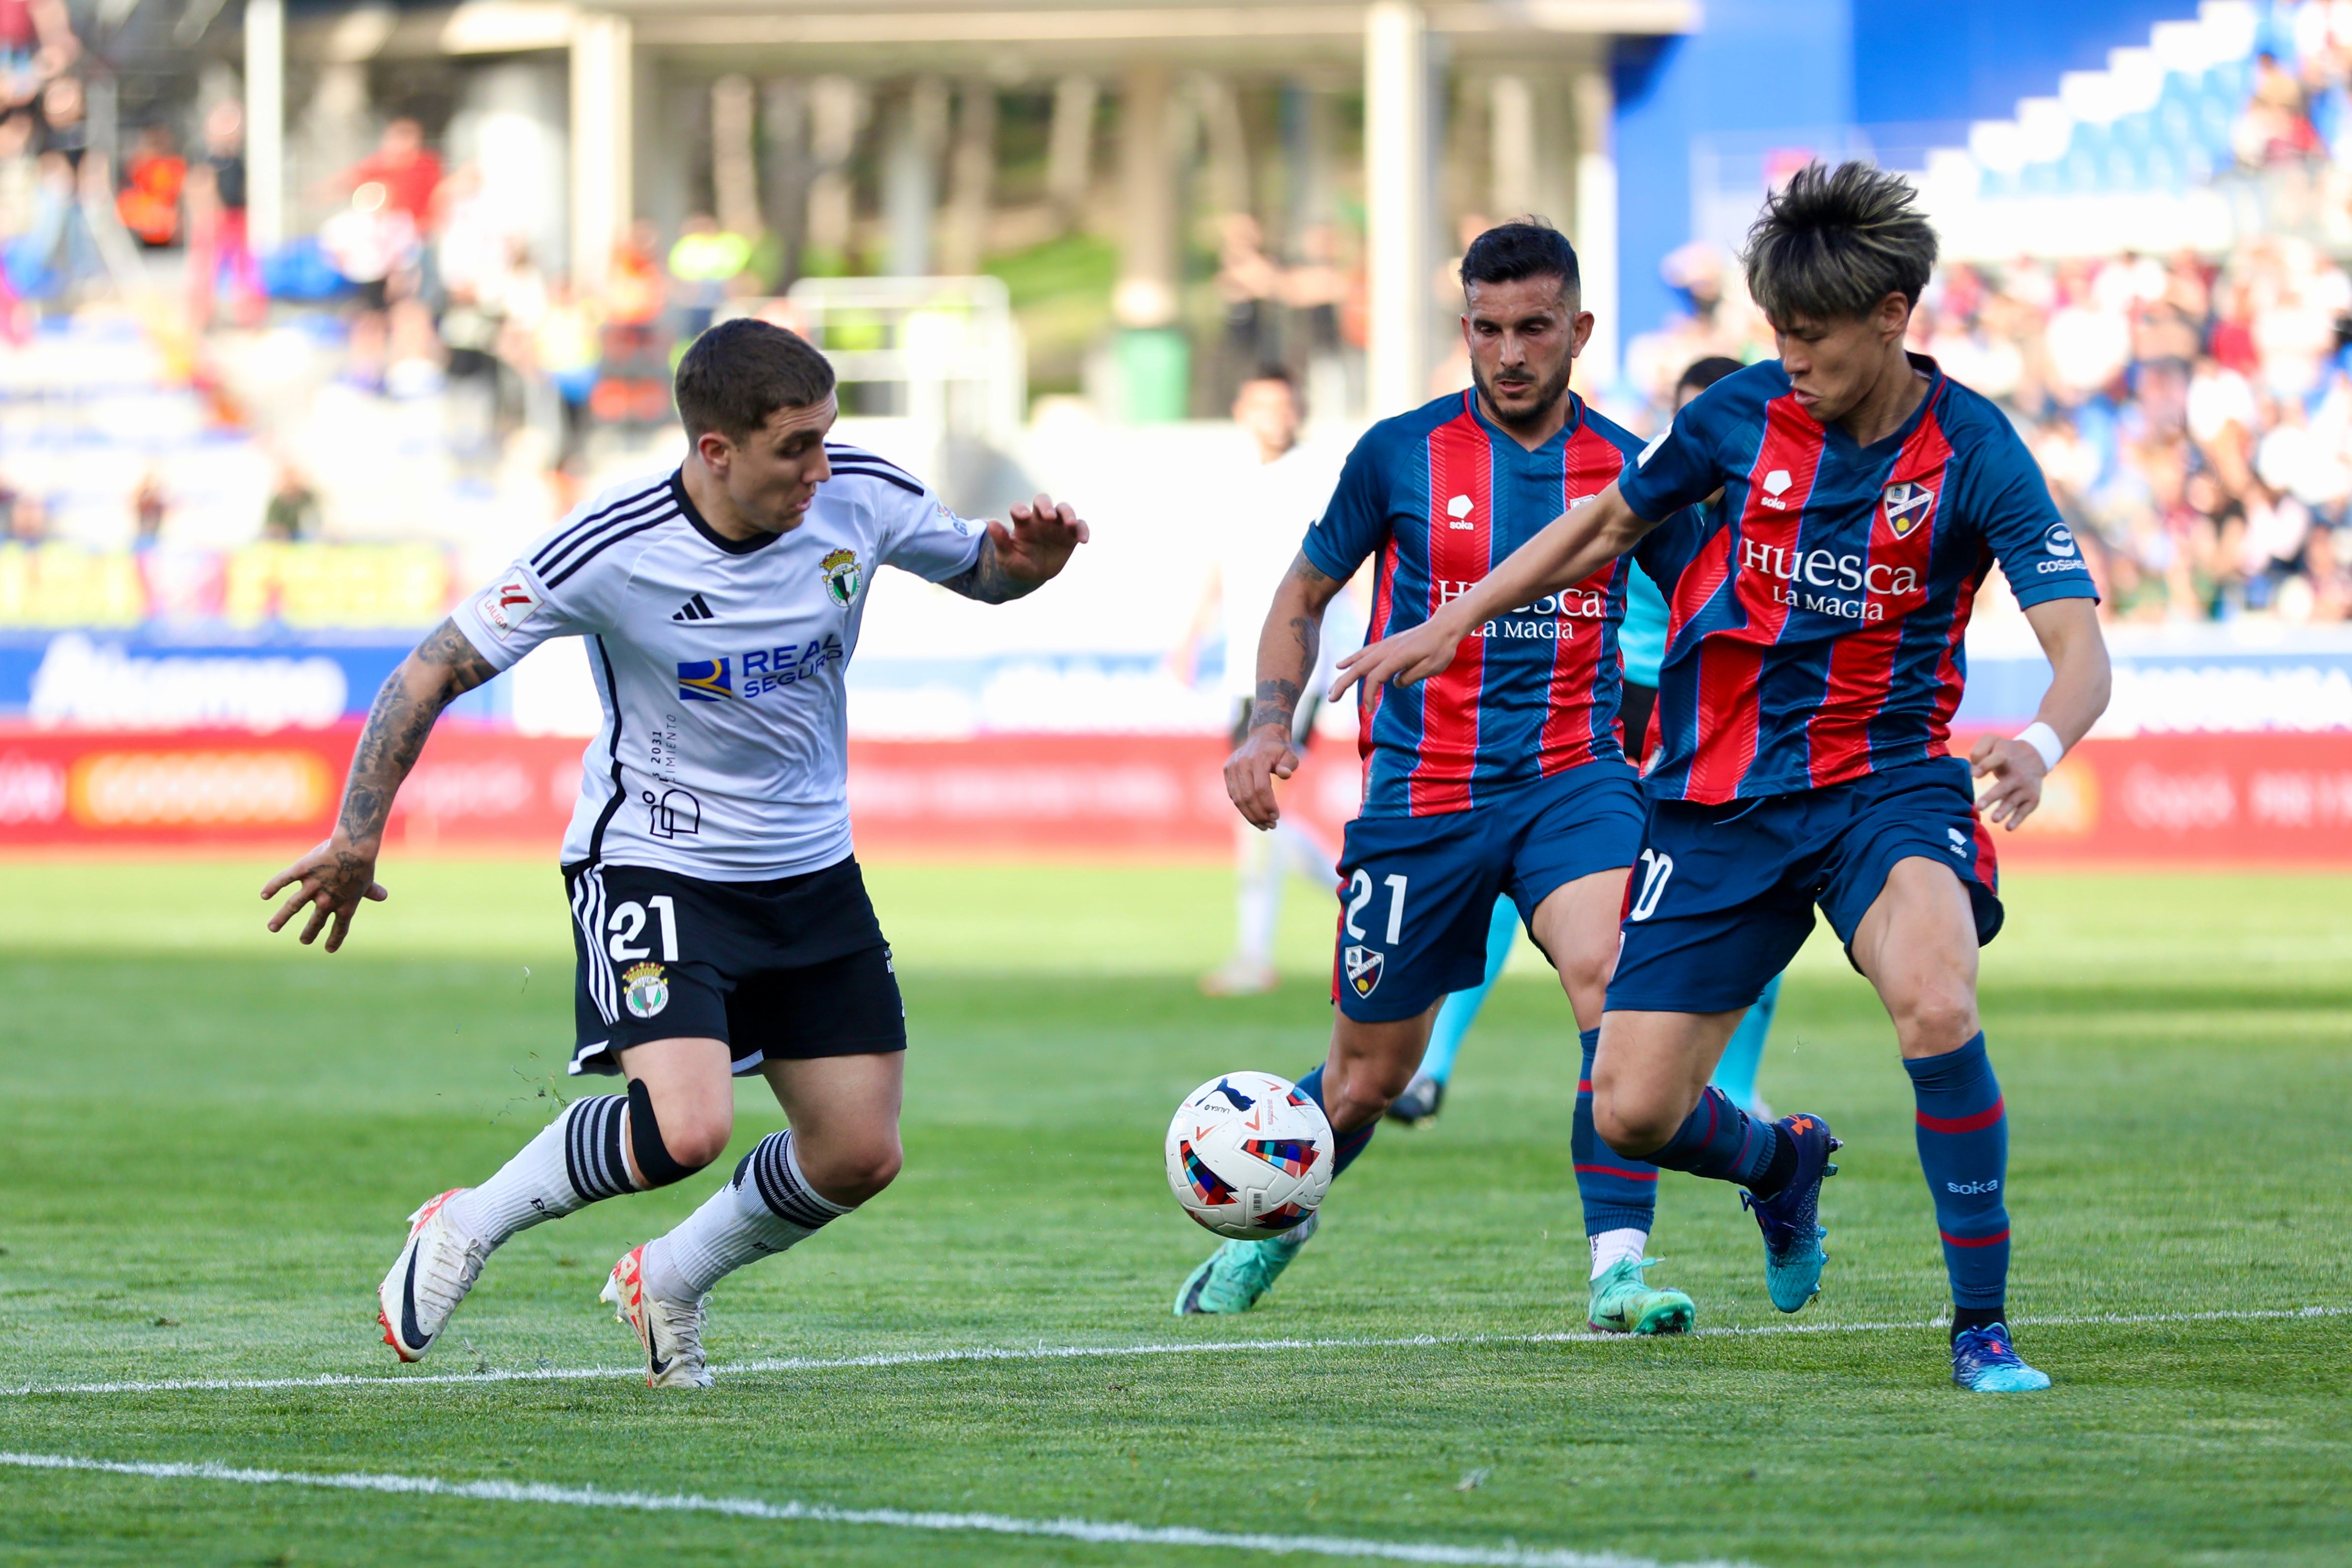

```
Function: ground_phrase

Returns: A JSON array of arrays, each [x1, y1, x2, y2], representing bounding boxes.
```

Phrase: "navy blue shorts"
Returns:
[[1332, 760, 1646, 1023], [1606, 756, 2003, 1016]]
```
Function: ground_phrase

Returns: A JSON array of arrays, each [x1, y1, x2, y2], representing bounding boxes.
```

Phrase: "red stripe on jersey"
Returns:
[[1539, 422, 1629, 774], [1969, 803, 1999, 892], [1360, 536, 1401, 797], [1926, 548, 1988, 755], [1408, 405, 1495, 814], [1686, 397, 1825, 802], [1806, 405, 1954, 787]]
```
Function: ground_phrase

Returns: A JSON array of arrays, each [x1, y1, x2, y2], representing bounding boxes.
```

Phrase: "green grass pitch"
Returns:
[[1, 856, 2348, 1567]]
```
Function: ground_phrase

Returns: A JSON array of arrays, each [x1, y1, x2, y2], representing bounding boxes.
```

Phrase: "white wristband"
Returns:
[[2015, 722, 2064, 772]]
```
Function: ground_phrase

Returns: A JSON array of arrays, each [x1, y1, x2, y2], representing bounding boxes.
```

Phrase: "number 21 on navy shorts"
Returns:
[[1331, 761, 1646, 1024]]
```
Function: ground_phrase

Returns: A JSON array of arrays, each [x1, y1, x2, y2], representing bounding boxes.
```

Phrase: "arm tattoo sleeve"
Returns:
[[1250, 555, 1341, 736], [336, 618, 497, 846], [940, 534, 1036, 604]]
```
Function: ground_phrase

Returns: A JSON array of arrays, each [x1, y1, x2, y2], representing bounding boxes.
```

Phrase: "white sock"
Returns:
[[1589, 1227, 1649, 1279], [1234, 826, 1281, 965], [641, 1129, 852, 1303], [444, 1094, 636, 1249]]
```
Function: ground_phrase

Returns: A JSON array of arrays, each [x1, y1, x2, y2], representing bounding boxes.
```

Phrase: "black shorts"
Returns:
[[563, 856, 906, 1078]]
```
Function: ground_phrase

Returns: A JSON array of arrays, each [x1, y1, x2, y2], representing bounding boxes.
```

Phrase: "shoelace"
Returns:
[[413, 1224, 488, 1324], [645, 1294, 709, 1370]]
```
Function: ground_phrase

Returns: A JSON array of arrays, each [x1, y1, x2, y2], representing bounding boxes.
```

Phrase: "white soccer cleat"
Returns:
[[602, 1244, 713, 1389], [376, 1188, 490, 1363]]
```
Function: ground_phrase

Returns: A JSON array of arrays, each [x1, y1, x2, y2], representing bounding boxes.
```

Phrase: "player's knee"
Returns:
[[1889, 991, 1979, 1056], [625, 1079, 729, 1188], [1592, 1081, 1681, 1158], [805, 1134, 901, 1206]]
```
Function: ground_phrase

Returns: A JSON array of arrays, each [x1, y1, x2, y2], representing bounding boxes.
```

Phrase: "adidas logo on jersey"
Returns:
[[671, 593, 715, 622]]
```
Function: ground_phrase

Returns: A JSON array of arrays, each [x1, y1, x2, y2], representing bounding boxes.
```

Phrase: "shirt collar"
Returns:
[[672, 467, 789, 555]]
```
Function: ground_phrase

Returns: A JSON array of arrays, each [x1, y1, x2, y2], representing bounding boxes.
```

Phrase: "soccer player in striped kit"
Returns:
[[1339, 164, 2111, 1392], [263, 320, 1089, 1387], [1186, 221, 1701, 1336]]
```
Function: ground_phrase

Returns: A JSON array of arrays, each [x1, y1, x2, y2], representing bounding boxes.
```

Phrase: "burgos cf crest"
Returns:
[[1342, 944, 1384, 998], [1881, 481, 1935, 538], [622, 962, 669, 1019], [676, 658, 732, 702], [821, 547, 863, 607]]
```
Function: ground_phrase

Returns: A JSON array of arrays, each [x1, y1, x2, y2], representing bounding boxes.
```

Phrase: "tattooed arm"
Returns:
[[941, 492, 1090, 603], [261, 618, 498, 951], [1225, 552, 1344, 830]]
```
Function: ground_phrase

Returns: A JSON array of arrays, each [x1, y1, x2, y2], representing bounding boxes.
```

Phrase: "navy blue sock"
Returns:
[[1905, 1032, 2010, 1315], [1572, 1028, 1658, 1235], [1637, 1085, 1781, 1191], [1295, 1065, 1375, 1179]]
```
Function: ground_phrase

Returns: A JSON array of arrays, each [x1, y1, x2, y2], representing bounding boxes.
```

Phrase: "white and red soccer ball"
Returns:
[[1164, 1071, 1334, 1239]]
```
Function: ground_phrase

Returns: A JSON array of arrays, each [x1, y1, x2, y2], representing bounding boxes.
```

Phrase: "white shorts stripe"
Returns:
[[0, 1451, 1743, 1568], [570, 868, 616, 1025]]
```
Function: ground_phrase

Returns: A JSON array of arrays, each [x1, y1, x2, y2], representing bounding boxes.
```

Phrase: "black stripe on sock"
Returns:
[[747, 1131, 843, 1231], [562, 1096, 633, 1203]]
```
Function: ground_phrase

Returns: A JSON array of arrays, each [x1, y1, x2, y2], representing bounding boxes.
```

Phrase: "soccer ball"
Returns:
[[1164, 1071, 1334, 1239]]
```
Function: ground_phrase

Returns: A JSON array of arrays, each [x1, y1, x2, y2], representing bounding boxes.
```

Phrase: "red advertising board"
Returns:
[[0, 724, 2348, 867]]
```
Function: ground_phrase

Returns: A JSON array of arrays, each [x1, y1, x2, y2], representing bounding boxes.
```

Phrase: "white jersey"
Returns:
[[451, 449, 983, 880], [1217, 441, 1345, 701]]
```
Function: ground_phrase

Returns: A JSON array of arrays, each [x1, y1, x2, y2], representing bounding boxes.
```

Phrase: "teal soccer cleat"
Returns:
[[1951, 1323, 2051, 1392], [1740, 1112, 1840, 1312], [1586, 1257, 1696, 1335], [1174, 1216, 1317, 1315]]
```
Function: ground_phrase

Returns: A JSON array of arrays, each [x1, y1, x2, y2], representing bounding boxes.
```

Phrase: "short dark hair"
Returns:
[[1240, 363, 1296, 391], [1677, 356, 1745, 396], [1460, 219, 1580, 298], [673, 318, 837, 441], [1742, 161, 1936, 328]]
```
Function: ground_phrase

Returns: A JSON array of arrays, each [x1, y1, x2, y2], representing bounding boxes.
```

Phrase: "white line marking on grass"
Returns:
[[0, 1451, 1749, 1568], [8, 1304, 2342, 1401]]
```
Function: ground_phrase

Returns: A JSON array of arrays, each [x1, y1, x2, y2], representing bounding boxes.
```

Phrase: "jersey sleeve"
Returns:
[[1298, 434, 1387, 581], [449, 516, 629, 673], [872, 476, 988, 583], [1616, 391, 1733, 523], [1959, 417, 2101, 610]]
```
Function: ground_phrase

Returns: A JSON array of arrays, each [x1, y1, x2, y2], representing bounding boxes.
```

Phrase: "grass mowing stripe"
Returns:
[[11, 1304, 2343, 1400], [0, 1451, 1752, 1568]]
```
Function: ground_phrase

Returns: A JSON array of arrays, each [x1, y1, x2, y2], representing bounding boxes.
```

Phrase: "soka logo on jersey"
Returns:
[[821, 548, 864, 607], [1445, 494, 1476, 530], [476, 576, 543, 640], [621, 962, 669, 1019], [1881, 481, 1935, 538], [1758, 469, 1795, 510], [1342, 944, 1384, 997]]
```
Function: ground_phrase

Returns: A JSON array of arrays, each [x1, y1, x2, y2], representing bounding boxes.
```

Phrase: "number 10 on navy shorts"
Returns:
[[1331, 761, 1647, 1024]]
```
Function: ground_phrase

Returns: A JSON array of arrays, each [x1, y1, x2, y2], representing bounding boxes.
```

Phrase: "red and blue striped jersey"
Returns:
[[1303, 389, 1653, 818], [1615, 355, 2098, 804]]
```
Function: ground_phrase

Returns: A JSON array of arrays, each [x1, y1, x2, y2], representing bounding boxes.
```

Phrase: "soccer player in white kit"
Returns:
[[261, 320, 1089, 1387]]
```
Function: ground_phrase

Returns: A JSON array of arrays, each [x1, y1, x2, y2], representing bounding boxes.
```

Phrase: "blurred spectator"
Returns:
[[0, 0, 73, 96], [115, 123, 182, 247], [320, 181, 419, 391], [18, 73, 97, 298], [261, 465, 320, 541], [332, 118, 441, 238], [666, 213, 749, 339], [590, 220, 673, 428], [1215, 211, 1282, 390], [8, 488, 47, 543], [130, 468, 166, 550], [185, 101, 259, 330], [533, 275, 603, 488]]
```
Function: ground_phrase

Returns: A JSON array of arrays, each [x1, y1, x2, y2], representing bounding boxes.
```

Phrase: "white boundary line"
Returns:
[[0, 1450, 1749, 1568], [4, 1304, 2341, 1401]]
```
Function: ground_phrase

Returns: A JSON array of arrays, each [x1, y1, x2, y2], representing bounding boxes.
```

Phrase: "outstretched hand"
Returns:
[[993, 493, 1090, 586], [262, 837, 389, 952], [1329, 614, 1465, 702], [1969, 734, 2047, 830]]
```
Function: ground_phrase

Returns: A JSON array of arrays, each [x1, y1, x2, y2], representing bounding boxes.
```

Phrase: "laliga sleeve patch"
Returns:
[[476, 574, 545, 640]]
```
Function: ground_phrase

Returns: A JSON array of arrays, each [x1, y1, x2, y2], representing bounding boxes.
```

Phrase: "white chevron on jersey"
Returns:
[[452, 457, 984, 880]]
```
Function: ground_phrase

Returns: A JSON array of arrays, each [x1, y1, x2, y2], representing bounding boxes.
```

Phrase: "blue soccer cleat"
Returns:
[[1174, 1217, 1317, 1315], [1740, 1112, 1839, 1313], [1951, 1323, 2051, 1393]]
